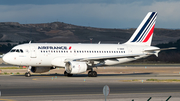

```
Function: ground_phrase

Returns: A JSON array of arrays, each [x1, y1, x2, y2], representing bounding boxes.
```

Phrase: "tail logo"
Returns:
[[143, 24, 155, 42], [131, 12, 157, 43]]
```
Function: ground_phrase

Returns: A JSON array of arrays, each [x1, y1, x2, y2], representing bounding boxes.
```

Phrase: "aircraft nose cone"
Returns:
[[2, 54, 9, 63]]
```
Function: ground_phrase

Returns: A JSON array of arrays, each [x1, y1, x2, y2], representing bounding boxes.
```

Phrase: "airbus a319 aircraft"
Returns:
[[2, 12, 175, 77]]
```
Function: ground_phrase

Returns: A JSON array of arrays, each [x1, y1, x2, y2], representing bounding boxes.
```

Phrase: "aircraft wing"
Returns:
[[64, 54, 144, 62]]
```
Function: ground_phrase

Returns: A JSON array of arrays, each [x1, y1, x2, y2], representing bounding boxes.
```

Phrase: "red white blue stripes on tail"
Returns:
[[125, 12, 157, 46], [143, 24, 155, 42]]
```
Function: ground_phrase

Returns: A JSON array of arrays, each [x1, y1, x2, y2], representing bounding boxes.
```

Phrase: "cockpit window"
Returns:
[[16, 49, 20, 53], [10, 49, 16, 52], [10, 49, 23, 53], [20, 49, 23, 53]]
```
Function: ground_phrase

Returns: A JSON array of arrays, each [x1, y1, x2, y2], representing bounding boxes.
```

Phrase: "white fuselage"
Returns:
[[2, 43, 158, 67]]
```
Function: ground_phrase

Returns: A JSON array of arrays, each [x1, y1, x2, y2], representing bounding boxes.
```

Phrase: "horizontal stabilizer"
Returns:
[[144, 47, 176, 52]]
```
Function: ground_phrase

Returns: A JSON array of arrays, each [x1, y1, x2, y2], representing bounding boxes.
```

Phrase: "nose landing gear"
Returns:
[[25, 66, 31, 77], [25, 72, 31, 77]]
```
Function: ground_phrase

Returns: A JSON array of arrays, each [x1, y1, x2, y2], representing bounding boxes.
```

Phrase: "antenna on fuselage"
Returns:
[[98, 41, 101, 44], [29, 41, 31, 44]]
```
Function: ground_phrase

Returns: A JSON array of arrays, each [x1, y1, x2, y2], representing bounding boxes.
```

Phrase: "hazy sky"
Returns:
[[0, 0, 180, 28]]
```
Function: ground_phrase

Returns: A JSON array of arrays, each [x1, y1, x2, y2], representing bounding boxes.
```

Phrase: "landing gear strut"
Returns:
[[64, 71, 73, 77], [25, 66, 31, 77], [88, 68, 97, 77]]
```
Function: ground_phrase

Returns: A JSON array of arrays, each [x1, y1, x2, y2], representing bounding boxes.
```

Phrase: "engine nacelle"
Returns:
[[65, 61, 87, 74], [31, 67, 52, 73]]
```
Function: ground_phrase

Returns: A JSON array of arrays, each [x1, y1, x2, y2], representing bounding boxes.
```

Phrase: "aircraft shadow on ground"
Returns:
[[12, 72, 153, 77]]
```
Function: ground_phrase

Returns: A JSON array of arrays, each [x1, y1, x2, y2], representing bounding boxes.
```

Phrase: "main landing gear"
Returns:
[[64, 71, 73, 77], [25, 66, 31, 77], [88, 68, 97, 77]]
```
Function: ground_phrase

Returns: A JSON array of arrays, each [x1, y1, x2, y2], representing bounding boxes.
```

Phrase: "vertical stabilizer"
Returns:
[[125, 12, 157, 46]]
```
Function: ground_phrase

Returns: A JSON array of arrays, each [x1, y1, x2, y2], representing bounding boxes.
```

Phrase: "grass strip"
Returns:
[[120, 79, 180, 82], [0, 67, 26, 69], [120, 79, 141, 82], [0, 72, 23, 75], [146, 79, 180, 82]]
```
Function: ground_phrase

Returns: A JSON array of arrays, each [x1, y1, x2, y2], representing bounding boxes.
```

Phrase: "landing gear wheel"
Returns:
[[64, 71, 73, 77], [88, 71, 92, 77], [88, 71, 97, 77], [91, 71, 97, 77], [67, 74, 73, 77], [25, 72, 31, 77], [64, 71, 68, 76]]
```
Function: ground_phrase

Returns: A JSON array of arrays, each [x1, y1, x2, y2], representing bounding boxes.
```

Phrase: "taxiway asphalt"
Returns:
[[1, 73, 180, 101]]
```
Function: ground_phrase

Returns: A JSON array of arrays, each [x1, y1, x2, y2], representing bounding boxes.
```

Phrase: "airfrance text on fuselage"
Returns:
[[38, 46, 67, 50]]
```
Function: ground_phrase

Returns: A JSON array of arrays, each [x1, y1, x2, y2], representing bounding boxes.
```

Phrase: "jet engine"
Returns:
[[65, 61, 87, 74], [31, 67, 52, 73]]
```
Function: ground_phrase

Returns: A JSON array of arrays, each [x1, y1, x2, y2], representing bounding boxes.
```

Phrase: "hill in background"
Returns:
[[0, 22, 180, 63], [0, 22, 180, 45]]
